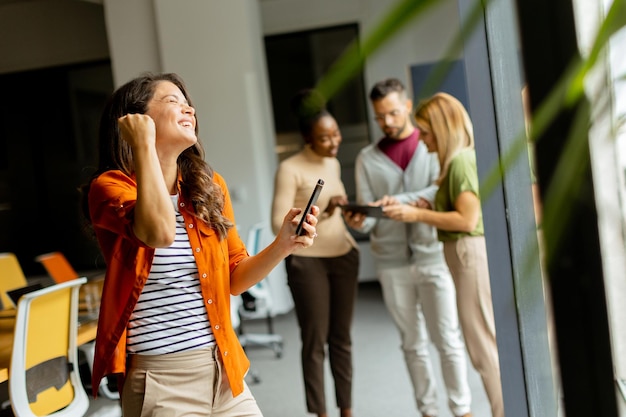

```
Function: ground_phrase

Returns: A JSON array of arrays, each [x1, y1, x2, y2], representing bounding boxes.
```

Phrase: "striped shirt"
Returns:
[[126, 195, 215, 354]]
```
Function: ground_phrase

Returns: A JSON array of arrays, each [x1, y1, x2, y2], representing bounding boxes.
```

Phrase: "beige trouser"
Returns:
[[444, 236, 504, 417], [122, 346, 262, 417]]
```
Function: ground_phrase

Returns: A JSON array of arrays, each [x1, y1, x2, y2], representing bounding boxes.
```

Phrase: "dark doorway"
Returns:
[[0, 61, 113, 275]]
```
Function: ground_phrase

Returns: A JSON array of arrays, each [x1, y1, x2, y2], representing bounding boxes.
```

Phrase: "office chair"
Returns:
[[34, 251, 119, 401], [237, 222, 284, 358], [34, 252, 80, 284], [9, 278, 89, 417], [0, 253, 28, 312]]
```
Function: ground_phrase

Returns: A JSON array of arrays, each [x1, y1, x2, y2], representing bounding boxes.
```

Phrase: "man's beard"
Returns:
[[384, 119, 407, 139]]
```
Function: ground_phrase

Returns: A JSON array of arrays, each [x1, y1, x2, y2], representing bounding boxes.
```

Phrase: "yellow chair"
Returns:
[[0, 253, 28, 311], [9, 278, 89, 417], [34, 251, 119, 401], [34, 252, 79, 284]]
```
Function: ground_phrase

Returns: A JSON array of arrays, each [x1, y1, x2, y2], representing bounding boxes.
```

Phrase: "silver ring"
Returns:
[[313, 233, 318, 238]]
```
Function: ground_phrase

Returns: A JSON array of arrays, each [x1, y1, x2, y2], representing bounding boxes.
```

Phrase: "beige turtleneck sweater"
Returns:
[[271, 145, 358, 258]]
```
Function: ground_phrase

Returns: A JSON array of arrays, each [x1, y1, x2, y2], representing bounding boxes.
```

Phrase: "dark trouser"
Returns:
[[285, 248, 359, 414]]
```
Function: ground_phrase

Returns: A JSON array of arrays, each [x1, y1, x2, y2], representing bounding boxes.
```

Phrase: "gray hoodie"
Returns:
[[354, 139, 445, 269]]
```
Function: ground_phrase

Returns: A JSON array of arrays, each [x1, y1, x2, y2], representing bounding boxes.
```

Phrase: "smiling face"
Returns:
[[146, 81, 198, 156], [308, 115, 342, 158]]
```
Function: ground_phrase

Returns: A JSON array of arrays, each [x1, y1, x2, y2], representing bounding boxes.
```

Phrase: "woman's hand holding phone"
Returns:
[[295, 179, 324, 236]]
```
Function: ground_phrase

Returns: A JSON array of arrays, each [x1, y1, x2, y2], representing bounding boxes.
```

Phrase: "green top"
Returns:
[[434, 149, 484, 241]]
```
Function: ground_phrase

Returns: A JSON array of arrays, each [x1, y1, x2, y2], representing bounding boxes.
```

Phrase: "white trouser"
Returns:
[[378, 263, 471, 417]]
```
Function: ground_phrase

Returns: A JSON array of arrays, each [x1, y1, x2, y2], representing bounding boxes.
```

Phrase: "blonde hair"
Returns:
[[414, 92, 474, 184]]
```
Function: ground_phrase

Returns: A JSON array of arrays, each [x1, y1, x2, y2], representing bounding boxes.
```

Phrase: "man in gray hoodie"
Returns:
[[344, 78, 472, 417]]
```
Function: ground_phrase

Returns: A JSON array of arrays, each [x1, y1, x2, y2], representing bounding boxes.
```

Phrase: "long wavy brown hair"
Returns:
[[80, 72, 233, 239]]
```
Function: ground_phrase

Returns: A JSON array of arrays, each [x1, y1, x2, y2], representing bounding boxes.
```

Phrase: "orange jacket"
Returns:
[[88, 170, 250, 397]]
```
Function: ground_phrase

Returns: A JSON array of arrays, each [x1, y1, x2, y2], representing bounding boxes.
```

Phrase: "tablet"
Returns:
[[340, 204, 385, 218]]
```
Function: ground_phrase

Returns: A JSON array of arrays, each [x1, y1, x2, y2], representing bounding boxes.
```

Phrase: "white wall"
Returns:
[[102, 0, 161, 83]]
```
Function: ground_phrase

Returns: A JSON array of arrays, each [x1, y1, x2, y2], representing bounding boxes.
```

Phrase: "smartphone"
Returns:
[[295, 179, 324, 236]]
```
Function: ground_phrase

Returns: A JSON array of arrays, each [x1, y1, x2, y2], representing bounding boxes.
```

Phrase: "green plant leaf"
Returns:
[[315, 0, 442, 100]]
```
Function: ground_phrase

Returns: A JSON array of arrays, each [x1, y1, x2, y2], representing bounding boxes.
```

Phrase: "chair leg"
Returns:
[[266, 313, 275, 334], [245, 369, 262, 385], [78, 342, 120, 400], [99, 380, 120, 400]]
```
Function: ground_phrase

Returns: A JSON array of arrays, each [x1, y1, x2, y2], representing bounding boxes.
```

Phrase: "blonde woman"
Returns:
[[385, 92, 504, 417]]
